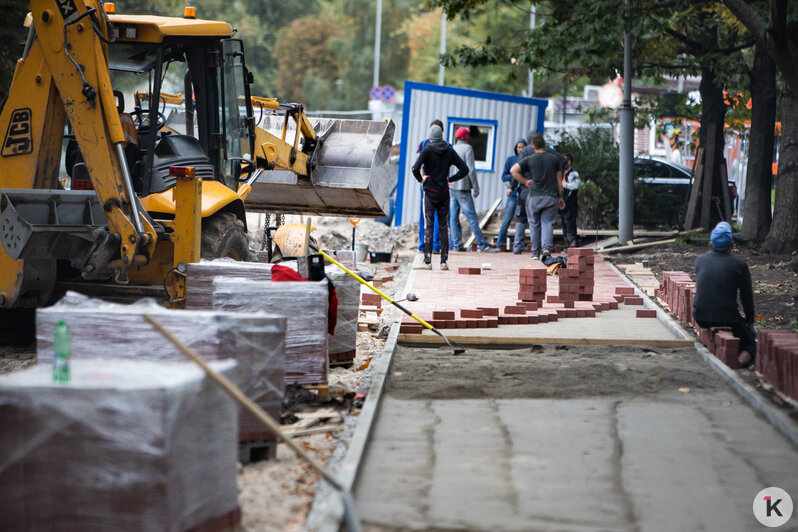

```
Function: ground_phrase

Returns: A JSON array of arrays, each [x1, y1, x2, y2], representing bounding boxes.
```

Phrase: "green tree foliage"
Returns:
[[0, 1, 32, 100], [273, 15, 340, 106], [400, 3, 530, 93], [555, 128, 619, 227]]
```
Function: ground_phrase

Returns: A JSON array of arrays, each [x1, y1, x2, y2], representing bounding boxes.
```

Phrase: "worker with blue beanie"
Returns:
[[693, 221, 756, 368]]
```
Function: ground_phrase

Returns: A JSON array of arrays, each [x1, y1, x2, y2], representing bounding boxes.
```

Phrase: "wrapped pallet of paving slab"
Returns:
[[37, 292, 286, 445], [212, 277, 329, 385], [326, 267, 359, 365], [185, 259, 274, 308], [0, 359, 240, 532]]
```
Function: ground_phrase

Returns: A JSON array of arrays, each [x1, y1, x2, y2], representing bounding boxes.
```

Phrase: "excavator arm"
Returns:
[[0, 0, 157, 307], [251, 97, 318, 177]]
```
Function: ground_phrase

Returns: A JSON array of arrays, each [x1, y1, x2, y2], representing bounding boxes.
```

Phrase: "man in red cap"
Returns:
[[449, 127, 498, 253]]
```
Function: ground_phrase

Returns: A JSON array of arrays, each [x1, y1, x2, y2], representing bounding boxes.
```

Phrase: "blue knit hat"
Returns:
[[710, 221, 733, 251]]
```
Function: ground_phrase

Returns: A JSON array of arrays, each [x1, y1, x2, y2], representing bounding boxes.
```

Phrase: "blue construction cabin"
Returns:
[[395, 81, 548, 227]]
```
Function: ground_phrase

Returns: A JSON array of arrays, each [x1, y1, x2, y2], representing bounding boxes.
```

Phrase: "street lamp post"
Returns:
[[618, 6, 634, 244], [439, 9, 447, 86], [372, 0, 383, 89]]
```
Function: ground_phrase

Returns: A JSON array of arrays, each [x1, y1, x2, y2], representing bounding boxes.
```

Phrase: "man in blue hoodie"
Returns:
[[498, 138, 527, 250], [412, 124, 470, 270], [693, 222, 756, 368]]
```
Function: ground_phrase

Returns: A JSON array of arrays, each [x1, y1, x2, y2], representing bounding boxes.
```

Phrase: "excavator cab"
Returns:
[[0, 2, 394, 315], [56, 19, 262, 266]]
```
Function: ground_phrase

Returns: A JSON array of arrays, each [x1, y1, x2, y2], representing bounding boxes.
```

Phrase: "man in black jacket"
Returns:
[[412, 124, 469, 270], [693, 222, 756, 367]]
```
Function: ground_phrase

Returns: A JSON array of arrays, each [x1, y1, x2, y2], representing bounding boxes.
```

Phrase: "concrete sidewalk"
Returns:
[[357, 392, 797, 530], [352, 250, 798, 531]]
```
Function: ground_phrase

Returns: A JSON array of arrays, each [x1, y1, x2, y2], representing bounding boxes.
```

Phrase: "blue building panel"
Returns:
[[396, 81, 548, 226]]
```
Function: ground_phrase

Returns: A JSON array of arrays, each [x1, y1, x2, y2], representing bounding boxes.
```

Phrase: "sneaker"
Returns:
[[453, 245, 467, 252], [440, 262, 449, 271], [414, 262, 432, 270], [512, 250, 522, 255], [478, 245, 499, 253], [542, 250, 552, 259], [531, 255, 540, 260]]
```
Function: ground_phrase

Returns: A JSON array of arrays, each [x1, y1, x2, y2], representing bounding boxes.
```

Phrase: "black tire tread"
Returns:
[[201, 212, 250, 261]]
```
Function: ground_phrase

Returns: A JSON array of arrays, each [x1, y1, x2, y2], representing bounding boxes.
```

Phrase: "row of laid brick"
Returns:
[[656, 270, 798, 402], [757, 330, 798, 402], [399, 296, 657, 335]]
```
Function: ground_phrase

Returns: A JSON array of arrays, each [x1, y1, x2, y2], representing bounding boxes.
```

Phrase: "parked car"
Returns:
[[633, 157, 737, 228]]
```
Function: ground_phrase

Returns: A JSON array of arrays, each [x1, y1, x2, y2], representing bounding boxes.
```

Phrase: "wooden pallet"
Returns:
[[329, 349, 356, 367], [238, 439, 277, 464], [302, 382, 330, 397]]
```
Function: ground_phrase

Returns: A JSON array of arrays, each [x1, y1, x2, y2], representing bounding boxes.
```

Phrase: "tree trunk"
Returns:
[[696, 68, 729, 230], [762, 87, 798, 254], [739, 43, 777, 242]]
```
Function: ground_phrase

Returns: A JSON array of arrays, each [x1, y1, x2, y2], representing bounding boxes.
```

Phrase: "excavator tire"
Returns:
[[201, 212, 250, 261], [0, 309, 36, 346]]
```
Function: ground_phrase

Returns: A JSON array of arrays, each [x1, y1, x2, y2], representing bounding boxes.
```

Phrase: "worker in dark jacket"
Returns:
[[693, 222, 756, 367], [412, 124, 469, 270]]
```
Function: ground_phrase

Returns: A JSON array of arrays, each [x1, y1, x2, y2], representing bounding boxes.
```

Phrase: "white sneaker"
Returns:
[[414, 262, 432, 270], [531, 255, 540, 260], [440, 263, 449, 271]]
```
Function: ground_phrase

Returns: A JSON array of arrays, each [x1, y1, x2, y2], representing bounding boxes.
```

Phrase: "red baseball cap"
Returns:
[[455, 127, 470, 140]]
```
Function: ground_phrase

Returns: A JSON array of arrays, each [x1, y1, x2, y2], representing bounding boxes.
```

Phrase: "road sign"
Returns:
[[369, 85, 396, 103]]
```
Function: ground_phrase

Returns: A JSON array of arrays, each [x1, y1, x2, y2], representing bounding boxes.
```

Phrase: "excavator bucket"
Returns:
[[246, 117, 395, 217]]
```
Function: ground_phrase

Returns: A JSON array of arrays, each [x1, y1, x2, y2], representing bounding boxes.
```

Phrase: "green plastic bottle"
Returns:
[[53, 319, 71, 384]]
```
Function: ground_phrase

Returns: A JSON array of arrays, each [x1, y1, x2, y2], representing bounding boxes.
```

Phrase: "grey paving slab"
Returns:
[[618, 400, 798, 532], [355, 392, 798, 531]]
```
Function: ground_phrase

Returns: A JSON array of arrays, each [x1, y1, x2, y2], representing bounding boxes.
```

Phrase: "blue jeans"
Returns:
[[498, 192, 517, 249], [513, 188, 528, 253], [449, 190, 488, 248], [526, 195, 558, 257], [418, 186, 440, 251]]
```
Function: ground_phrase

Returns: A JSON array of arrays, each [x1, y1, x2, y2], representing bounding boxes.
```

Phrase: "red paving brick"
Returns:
[[402, 249, 635, 331]]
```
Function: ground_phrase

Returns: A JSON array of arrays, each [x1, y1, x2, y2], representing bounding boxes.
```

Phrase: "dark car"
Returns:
[[633, 157, 737, 228]]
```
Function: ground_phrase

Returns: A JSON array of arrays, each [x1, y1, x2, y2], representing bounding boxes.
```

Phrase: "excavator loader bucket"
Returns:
[[246, 117, 395, 217]]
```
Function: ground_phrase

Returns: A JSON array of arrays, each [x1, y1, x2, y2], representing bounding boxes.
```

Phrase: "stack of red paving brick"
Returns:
[[559, 248, 595, 306], [518, 267, 547, 302], [655, 271, 695, 326], [757, 330, 798, 402]]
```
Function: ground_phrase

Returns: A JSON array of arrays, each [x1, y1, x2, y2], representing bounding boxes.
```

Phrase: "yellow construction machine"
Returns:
[[0, 1, 394, 332]]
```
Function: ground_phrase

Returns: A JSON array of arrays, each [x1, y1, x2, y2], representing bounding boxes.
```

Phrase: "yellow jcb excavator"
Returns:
[[0, 1, 394, 335]]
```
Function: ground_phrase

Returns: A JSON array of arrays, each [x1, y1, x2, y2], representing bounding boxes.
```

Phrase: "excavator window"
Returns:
[[219, 39, 254, 186]]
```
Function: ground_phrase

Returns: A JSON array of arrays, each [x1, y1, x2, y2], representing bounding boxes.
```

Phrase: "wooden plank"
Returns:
[[397, 334, 694, 348], [593, 236, 620, 250], [464, 198, 502, 248], [600, 238, 676, 254], [720, 159, 732, 222], [483, 228, 681, 238], [685, 148, 704, 229], [283, 424, 345, 437]]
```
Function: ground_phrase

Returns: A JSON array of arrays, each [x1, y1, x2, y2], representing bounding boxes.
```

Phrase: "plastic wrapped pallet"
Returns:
[[185, 259, 273, 308], [326, 267, 359, 361], [37, 292, 285, 442], [212, 277, 329, 384], [0, 359, 240, 531]]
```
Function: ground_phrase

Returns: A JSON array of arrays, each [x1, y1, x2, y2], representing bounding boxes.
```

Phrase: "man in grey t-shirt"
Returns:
[[510, 133, 564, 259]]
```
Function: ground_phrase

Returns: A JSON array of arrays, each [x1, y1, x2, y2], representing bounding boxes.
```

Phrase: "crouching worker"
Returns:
[[692, 222, 756, 368]]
